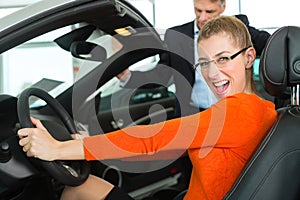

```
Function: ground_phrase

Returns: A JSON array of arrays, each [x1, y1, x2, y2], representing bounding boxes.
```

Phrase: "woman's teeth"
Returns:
[[214, 80, 228, 87]]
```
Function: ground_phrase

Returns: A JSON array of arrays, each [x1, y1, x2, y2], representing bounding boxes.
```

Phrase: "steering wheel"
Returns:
[[17, 87, 90, 186]]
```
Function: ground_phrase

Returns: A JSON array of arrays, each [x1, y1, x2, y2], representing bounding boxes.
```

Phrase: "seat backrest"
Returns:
[[223, 26, 300, 200]]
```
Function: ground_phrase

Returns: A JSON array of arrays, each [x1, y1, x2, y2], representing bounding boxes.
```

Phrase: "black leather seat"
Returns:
[[223, 26, 300, 200]]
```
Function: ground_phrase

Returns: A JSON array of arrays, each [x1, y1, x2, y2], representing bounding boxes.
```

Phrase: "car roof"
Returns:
[[0, 0, 88, 32], [0, 0, 157, 53]]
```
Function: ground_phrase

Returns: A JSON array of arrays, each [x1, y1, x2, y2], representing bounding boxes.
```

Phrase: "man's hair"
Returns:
[[194, 0, 226, 6]]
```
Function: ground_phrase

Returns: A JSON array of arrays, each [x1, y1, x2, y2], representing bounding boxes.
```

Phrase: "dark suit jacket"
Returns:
[[126, 14, 270, 117]]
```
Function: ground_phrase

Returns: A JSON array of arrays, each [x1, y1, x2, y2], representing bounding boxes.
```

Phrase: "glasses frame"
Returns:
[[193, 46, 251, 70]]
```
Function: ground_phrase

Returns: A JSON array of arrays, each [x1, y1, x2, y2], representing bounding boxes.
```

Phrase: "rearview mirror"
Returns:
[[70, 41, 107, 62], [54, 25, 96, 51]]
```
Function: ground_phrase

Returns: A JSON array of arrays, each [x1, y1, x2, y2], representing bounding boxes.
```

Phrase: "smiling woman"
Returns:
[[196, 16, 256, 100], [0, 1, 299, 200], [17, 15, 277, 200]]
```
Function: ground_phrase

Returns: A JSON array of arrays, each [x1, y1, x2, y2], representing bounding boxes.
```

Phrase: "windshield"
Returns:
[[0, 23, 123, 107]]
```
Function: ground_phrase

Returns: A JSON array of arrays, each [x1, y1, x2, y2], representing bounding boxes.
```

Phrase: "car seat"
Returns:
[[223, 26, 300, 199]]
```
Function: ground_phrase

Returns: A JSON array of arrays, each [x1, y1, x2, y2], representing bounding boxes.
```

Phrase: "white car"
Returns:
[[0, 1, 184, 199]]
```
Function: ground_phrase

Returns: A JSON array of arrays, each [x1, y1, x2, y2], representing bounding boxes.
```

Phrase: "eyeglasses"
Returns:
[[193, 46, 251, 70]]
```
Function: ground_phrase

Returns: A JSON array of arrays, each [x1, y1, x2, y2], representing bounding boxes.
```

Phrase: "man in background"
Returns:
[[118, 0, 270, 118]]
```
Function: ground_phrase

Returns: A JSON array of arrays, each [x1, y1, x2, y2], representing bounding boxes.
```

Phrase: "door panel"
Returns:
[[97, 86, 175, 133]]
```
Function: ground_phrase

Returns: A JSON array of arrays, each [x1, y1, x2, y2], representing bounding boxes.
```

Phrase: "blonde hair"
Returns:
[[198, 16, 252, 49], [198, 16, 256, 93]]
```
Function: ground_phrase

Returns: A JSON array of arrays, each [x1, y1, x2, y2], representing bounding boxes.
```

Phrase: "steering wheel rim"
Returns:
[[17, 87, 90, 186]]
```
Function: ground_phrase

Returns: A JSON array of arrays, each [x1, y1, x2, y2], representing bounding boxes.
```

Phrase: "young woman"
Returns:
[[18, 16, 277, 200]]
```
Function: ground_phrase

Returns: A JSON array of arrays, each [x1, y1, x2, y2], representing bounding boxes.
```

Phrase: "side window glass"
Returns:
[[98, 55, 175, 112]]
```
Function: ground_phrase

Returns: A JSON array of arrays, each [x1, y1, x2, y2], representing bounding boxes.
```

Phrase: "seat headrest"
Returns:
[[259, 26, 300, 99]]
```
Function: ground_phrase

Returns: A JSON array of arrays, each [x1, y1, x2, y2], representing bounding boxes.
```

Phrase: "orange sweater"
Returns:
[[83, 93, 277, 200]]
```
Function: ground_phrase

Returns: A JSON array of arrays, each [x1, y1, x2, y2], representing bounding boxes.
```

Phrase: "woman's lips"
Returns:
[[213, 80, 229, 96]]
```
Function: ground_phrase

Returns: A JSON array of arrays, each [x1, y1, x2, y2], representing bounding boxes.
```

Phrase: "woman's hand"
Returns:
[[71, 131, 89, 141], [18, 117, 62, 161]]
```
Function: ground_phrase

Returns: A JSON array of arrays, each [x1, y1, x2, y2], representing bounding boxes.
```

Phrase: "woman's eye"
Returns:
[[217, 57, 230, 63], [199, 62, 209, 67]]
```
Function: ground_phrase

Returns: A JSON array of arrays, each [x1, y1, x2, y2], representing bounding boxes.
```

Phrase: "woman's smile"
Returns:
[[213, 79, 230, 97]]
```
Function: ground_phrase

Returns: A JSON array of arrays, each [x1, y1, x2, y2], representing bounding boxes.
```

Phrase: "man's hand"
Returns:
[[117, 69, 131, 82]]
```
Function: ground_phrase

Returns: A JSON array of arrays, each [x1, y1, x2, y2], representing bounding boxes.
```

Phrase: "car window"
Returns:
[[98, 56, 176, 112], [0, 23, 123, 107], [1, 26, 73, 97], [99, 56, 158, 98]]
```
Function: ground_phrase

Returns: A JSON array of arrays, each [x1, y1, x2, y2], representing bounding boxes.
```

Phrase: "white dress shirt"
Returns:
[[190, 20, 217, 109]]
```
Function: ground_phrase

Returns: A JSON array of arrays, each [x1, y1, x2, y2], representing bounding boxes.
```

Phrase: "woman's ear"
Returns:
[[245, 47, 256, 69]]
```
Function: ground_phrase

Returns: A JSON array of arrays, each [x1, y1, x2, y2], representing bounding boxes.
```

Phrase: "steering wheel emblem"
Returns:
[[62, 164, 79, 178]]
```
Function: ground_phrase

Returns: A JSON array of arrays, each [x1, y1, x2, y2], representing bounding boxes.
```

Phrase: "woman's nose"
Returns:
[[206, 62, 220, 79]]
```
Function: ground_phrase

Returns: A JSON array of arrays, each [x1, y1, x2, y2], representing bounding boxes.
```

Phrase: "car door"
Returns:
[[96, 61, 176, 133]]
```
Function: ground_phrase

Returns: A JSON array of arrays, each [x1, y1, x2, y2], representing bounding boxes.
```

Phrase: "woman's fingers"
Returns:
[[22, 142, 30, 152], [18, 133, 30, 146], [18, 127, 43, 158], [18, 128, 30, 139]]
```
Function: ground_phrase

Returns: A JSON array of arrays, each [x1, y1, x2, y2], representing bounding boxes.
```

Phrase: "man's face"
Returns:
[[194, 0, 226, 29]]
